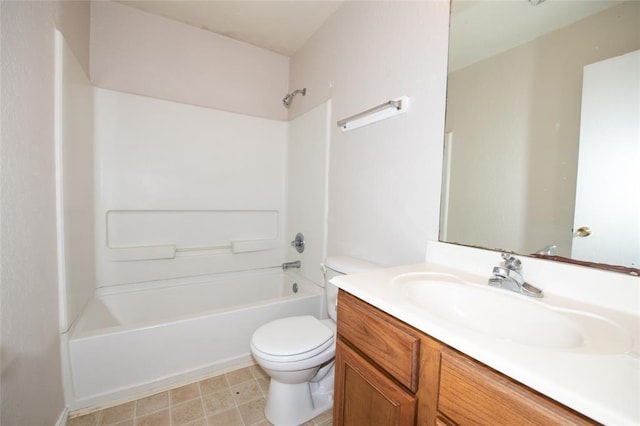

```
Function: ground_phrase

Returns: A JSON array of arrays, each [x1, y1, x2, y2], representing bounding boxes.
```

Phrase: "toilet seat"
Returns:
[[251, 315, 334, 363]]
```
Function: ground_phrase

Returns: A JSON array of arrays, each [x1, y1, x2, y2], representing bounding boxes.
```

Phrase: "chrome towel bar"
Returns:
[[337, 96, 410, 131]]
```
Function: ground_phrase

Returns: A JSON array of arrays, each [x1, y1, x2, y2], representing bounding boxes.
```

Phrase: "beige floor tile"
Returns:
[[316, 420, 332, 426], [312, 409, 333, 424], [68, 365, 295, 426], [171, 398, 205, 425], [257, 377, 269, 396], [237, 397, 267, 425], [100, 401, 135, 425], [199, 375, 228, 395], [250, 364, 269, 379], [231, 379, 263, 405], [108, 420, 133, 426], [135, 408, 170, 426], [170, 382, 200, 405], [226, 366, 254, 386], [206, 408, 244, 426], [182, 419, 207, 426], [67, 411, 101, 426], [202, 389, 236, 416], [135, 391, 169, 416]]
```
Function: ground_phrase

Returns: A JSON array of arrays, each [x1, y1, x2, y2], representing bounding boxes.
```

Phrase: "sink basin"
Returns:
[[393, 272, 631, 354]]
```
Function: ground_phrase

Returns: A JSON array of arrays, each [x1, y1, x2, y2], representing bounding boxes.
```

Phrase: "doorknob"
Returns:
[[575, 226, 592, 237], [290, 233, 305, 253]]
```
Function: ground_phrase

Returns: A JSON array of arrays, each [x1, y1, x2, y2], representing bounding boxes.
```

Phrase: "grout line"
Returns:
[[197, 381, 209, 426]]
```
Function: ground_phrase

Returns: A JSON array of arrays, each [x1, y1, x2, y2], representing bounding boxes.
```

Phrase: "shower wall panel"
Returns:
[[285, 101, 331, 286], [55, 31, 96, 331], [94, 88, 287, 286]]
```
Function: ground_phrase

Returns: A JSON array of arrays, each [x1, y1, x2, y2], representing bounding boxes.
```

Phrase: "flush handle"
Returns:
[[575, 226, 592, 237], [291, 233, 305, 253]]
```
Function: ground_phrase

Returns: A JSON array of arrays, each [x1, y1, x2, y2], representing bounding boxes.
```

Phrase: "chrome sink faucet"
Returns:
[[488, 253, 544, 298]]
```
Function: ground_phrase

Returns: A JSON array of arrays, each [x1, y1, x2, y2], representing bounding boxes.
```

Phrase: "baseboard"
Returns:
[[55, 406, 69, 426]]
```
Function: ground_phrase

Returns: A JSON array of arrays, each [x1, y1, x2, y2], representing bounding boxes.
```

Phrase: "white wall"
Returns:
[[289, 1, 450, 266], [1, 1, 90, 424], [90, 1, 290, 121], [55, 31, 95, 332], [94, 88, 288, 286], [285, 102, 331, 285]]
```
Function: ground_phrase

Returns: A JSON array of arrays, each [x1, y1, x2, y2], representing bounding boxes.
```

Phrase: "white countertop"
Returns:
[[331, 254, 640, 425]]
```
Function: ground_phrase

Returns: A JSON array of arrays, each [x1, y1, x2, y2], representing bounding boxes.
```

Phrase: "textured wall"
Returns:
[[90, 1, 290, 121], [289, 1, 450, 266], [0, 1, 90, 424]]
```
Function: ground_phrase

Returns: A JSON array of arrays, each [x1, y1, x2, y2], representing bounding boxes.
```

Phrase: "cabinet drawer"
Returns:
[[438, 348, 596, 425], [337, 290, 420, 392]]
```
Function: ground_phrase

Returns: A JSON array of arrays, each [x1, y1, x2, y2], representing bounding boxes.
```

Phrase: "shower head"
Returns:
[[282, 88, 307, 108]]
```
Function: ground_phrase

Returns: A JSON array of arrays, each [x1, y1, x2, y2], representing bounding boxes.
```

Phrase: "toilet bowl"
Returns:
[[250, 256, 380, 426]]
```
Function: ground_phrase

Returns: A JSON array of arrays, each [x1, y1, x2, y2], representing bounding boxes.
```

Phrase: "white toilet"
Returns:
[[250, 256, 380, 426]]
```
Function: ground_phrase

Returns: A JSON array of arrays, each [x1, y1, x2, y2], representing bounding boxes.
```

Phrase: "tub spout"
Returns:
[[282, 261, 301, 270]]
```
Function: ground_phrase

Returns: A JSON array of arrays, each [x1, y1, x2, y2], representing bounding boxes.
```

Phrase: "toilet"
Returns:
[[250, 256, 380, 426]]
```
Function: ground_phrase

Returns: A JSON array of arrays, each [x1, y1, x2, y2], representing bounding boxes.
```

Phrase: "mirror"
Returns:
[[440, 0, 639, 272]]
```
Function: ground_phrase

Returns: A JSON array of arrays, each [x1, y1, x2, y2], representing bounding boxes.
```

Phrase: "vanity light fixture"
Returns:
[[528, 0, 547, 6]]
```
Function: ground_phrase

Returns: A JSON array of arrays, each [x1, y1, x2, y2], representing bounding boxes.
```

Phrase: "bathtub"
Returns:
[[65, 268, 323, 410]]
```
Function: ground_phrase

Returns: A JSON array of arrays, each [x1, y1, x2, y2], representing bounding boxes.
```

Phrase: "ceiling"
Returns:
[[116, 0, 622, 64], [117, 0, 344, 56], [449, 0, 623, 72]]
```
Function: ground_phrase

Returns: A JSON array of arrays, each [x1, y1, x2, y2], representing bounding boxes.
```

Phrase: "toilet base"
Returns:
[[264, 376, 333, 426]]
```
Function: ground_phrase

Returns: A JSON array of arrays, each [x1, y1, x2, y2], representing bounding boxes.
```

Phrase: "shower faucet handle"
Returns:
[[290, 233, 305, 253]]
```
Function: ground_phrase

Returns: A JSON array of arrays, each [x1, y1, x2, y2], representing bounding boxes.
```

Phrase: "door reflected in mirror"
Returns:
[[440, 0, 639, 271]]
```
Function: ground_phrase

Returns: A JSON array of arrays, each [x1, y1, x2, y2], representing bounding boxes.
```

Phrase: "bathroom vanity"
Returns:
[[331, 242, 640, 425], [334, 290, 593, 425]]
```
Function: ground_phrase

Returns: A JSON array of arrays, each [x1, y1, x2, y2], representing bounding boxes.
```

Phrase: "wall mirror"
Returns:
[[440, 0, 639, 272]]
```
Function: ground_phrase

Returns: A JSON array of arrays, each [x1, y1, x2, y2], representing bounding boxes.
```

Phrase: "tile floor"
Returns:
[[67, 365, 333, 426]]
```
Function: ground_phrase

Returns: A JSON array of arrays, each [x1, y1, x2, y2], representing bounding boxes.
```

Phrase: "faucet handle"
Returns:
[[500, 253, 522, 272]]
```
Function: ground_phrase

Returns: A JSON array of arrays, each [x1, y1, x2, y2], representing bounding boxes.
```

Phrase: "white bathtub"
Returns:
[[65, 269, 323, 410]]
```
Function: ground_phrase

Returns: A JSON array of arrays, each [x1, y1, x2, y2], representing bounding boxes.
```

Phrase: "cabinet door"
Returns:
[[334, 339, 417, 426]]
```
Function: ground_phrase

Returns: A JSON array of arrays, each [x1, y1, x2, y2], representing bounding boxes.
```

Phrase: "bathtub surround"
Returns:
[[285, 102, 331, 286], [55, 31, 96, 333], [93, 88, 288, 286], [65, 70, 331, 410]]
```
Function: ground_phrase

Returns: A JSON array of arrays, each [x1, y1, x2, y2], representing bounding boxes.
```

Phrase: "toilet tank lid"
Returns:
[[325, 256, 381, 274]]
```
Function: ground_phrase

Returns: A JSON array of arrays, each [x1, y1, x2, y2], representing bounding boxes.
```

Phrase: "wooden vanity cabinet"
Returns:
[[333, 290, 597, 426]]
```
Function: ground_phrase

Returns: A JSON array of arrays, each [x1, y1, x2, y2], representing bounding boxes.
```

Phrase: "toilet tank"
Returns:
[[324, 256, 381, 321]]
